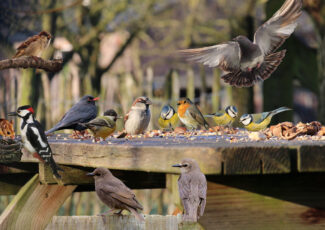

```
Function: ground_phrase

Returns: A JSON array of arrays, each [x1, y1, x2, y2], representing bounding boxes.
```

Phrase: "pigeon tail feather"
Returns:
[[221, 50, 286, 87]]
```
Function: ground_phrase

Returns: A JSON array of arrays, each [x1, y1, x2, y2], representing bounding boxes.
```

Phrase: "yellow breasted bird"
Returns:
[[240, 107, 291, 131], [177, 98, 210, 130], [81, 109, 121, 140], [204, 106, 238, 126], [158, 105, 179, 130]]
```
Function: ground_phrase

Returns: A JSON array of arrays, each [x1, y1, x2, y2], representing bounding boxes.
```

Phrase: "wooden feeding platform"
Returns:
[[1, 131, 325, 229]]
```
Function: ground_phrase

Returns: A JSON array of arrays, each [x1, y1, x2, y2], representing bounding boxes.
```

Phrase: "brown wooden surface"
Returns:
[[17, 135, 325, 175], [199, 181, 325, 230], [0, 174, 76, 230]]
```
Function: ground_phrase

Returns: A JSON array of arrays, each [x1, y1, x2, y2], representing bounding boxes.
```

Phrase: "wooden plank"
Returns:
[[46, 215, 202, 230], [39, 163, 166, 189], [208, 173, 325, 209], [299, 146, 325, 172], [0, 174, 76, 230], [199, 181, 325, 230], [20, 142, 303, 175]]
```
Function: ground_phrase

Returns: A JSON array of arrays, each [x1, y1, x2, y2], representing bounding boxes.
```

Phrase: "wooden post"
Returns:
[[172, 70, 180, 107], [0, 174, 76, 230], [212, 69, 220, 112], [186, 68, 195, 101]]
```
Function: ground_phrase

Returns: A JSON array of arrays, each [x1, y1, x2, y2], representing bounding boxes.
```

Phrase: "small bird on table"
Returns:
[[177, 98, 210, 130], [179, 0, 302, 87], [8, 105, 62, 179], [118, 96, 152, 137], [87, 167, 144, 221], [81, 109, 121, 140], [158, 104, 179, 130], [13, 31, 52, 59], [46, 95, 99, 136], [173, 159, 207, 222], [204, 105, 238, 127], [240, 106, 291, 131]]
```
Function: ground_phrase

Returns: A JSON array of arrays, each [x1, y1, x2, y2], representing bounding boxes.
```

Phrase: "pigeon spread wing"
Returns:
[[254, 0, 302, 55], [179, 42, 241, 72]]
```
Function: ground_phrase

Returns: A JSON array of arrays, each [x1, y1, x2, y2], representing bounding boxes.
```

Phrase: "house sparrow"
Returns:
[[118, 97, 152, 137], [13, 31, 52, 59]]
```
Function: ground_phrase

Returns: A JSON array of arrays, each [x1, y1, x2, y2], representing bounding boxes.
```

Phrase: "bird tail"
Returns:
[[117, 131, 127, 138], [221, 50, 286, 87], [48, 157, 63, 179], [129, 208, 145, 222], [257, 50, 286, 81], [221, 70, 261, 87], [45, 125, 60, 135], [270, 106, 292, 116]]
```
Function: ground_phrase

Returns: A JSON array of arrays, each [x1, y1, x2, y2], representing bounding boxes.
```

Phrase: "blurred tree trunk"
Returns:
[[304, 0, 325, 122], [263, 0, 295, 123]]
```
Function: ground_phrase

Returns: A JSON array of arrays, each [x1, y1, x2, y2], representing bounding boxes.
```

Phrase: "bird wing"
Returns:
[[252, 112, 271, 124], [178, 174, 191, 213], [85, 117, 114, 128], [101, 180, 143, 210], [179, 42, 241, 72], [16, 34, 40, 50], [52, 102, 97, 130], [254, 0, 302, 55], [186, 105, 209, 128], [198, 174, 207, 217]]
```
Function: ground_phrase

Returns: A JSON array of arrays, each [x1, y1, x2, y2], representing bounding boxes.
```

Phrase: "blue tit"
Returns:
[[204, 106, 238, 126], [158, 105, 179, 130], [240, 107, 291, 131], [82, 109, 121, 139]]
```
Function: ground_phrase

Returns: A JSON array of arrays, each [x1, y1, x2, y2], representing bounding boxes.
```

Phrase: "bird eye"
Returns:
[[7, 131, 10, 134], [184, 164, 189, 167]]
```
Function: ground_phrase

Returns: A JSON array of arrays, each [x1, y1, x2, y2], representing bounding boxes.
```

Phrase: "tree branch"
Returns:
[[0, 57, 63, 73]]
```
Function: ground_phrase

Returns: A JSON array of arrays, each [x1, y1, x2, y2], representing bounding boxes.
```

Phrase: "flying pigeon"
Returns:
[[179, 0, 302, 87]]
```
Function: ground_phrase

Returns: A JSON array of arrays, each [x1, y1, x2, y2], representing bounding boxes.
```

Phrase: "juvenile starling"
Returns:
[[87, 167, 144, 222], [173, 158, 207, 222]]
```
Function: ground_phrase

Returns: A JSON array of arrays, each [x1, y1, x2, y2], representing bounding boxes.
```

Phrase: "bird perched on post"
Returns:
[[177, 98, 210, 130], [8, 105, 62, 179], [173, 159, 207, 222], [81, 109, 121, 140], [87, 167, 144, 221], [179, 0, 302, 87], [204, 106, 238, 127], [13, 31, 52, 59], [46, 95, 99, 135], [158, 104, 179, 130], [118, 96, 152, 137], [240, 106, 291, 131]]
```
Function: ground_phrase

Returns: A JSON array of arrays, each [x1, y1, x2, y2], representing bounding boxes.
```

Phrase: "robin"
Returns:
[[177, 98, 209, 130]]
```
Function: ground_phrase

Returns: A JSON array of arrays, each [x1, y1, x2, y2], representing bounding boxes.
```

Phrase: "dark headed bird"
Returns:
[[179, 0, 302, 87], [46, 95, 98, 134], [87, 167, 144, 221], [8, 105, 62, 179], [177, 98, 210, 130], [173, 159, 207, 222]]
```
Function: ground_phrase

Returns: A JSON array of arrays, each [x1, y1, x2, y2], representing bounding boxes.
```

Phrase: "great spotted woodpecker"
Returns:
[[8, 105, 62, 179]]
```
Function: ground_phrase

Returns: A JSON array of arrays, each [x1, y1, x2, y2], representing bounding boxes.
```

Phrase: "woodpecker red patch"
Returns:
[[27, 107, 34, 114]]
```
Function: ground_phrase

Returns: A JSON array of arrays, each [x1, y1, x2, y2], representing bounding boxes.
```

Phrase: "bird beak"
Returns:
[[8, 112, 18, 116], [172, 163, 183, 168], [86, 172, 95, 176], [92, 97, 99, 101]]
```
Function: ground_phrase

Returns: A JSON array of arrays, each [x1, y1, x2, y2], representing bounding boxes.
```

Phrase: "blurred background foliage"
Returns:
[[0, 0, 324, 216]]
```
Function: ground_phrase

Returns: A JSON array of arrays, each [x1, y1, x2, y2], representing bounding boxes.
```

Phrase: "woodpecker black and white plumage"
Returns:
[[8, 105, 62, 179]]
